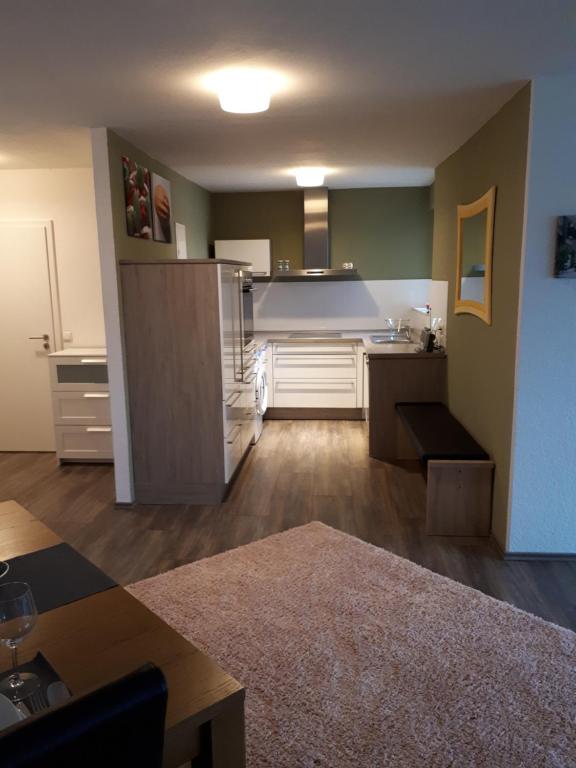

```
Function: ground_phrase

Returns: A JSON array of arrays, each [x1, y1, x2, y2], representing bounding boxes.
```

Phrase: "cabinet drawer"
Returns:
[[273, 355, 357, 379], [273, 343, 357, 355], [55, 426, 113, 461], [52, 391, 111, 426], [274, 380, 357, 408], [224, 423, 243, 482], [50, 358, 109, 391]]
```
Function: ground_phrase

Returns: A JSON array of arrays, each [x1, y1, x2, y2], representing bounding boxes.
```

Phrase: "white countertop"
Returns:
[[48, 347, 107, 357], [254, 331, 444, 358]]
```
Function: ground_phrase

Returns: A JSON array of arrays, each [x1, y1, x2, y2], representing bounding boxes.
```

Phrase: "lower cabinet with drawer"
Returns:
[[274, 380, 357, 408], [54, 425, 113, 461], [269, 341, 363, 418], [48, 349, 113, 463]]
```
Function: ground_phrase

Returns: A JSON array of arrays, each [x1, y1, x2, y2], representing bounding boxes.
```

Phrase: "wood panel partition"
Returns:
[[368, 356, 447, 461], [121, 262, 227, 504]]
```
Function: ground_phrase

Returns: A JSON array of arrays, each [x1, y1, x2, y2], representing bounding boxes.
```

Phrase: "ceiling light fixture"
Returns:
[[202, 67, 283, 114], [294, 167, 326, 187]]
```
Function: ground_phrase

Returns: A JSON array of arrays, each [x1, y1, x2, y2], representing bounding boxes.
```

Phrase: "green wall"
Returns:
[[211, 191, 304, 268], [211, 187, 432, 279], [330, 188, 432, 279], [431, 85, 531, 548], [107, 130, 210, 261]]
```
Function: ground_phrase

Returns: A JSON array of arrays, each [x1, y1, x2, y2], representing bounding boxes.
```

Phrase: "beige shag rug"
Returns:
[[128, 523, 576, 768]]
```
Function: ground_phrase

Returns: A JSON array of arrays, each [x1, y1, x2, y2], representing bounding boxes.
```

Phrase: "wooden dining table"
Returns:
[[0, 500, 246, 767]]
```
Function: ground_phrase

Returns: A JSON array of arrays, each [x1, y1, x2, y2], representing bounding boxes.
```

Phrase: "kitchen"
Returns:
[[116, 180, 448, 509]]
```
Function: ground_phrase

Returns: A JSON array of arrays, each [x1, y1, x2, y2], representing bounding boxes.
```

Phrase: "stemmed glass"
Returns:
[[0, 582, 39, 701]]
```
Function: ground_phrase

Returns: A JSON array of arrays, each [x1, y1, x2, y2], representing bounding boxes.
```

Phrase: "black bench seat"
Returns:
[[395, 402, 489, 464]]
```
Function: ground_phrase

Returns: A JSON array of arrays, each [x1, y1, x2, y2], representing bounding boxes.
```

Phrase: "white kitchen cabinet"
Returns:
[[273, 343, 357, 356], [274, 380, 357, 408], [49, 349, 112, 463], [273, 355, 357, 380], [270, 341, 361, 410], [215, 239, 271, 276], [52, 391, 111, 426], [54, 425, 113, 461]]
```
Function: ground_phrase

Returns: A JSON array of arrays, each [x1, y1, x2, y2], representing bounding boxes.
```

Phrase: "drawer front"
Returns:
[[274, 380, 357, 408], [224, 422, 244, 482], [273, 343, 357, 356], [273, 355, 357, 379], [50, 358, 109, 391], [55, 426, 113, 460], [52, 392, 111, 426]]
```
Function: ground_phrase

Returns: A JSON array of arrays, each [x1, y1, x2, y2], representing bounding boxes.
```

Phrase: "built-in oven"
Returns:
[[241, 272, 254, 348]]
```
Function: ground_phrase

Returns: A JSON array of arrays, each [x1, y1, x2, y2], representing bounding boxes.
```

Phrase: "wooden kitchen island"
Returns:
[[0, 501, 245, 768]]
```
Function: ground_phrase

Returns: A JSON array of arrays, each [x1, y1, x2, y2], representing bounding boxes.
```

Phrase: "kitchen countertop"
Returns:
[[254, 331, 445, 358]]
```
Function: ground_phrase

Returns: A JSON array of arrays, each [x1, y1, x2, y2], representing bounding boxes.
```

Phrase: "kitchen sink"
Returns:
[[288, 332, 343, 339], [370, 332, 412, 344]]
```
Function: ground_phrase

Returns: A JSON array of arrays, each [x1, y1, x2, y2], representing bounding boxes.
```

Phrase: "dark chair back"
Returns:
[[0, 663, 167, 768]]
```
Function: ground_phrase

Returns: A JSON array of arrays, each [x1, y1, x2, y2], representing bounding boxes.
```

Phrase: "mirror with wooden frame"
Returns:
[[455, 187, 496, 324]]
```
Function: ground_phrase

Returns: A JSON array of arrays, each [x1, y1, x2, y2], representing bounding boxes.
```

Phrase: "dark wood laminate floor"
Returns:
[[1, 421, 575, 630]]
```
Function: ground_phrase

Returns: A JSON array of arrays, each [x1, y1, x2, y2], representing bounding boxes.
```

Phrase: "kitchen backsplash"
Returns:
[[253, 279, 448, 332]]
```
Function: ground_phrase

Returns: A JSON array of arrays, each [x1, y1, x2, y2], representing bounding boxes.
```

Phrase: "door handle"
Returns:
[[28, 333, 50, 350]]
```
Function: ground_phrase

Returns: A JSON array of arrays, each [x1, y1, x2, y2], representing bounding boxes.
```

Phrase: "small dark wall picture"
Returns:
[[122, 156, 153, 239], [152, 173, 172, 243], [555, 216, 576, 278]]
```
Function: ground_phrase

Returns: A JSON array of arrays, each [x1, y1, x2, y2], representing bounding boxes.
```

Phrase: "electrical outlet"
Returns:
[[63, 330, 73, 343]]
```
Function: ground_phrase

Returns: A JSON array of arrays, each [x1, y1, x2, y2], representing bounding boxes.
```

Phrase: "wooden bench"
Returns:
[[395, 402, 494, 536]]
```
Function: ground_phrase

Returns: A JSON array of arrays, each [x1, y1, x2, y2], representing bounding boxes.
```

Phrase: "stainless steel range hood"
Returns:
[[282, 188, 357, 278]]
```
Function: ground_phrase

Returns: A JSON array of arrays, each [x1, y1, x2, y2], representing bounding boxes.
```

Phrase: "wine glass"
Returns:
[[0, 582, 39, 701]]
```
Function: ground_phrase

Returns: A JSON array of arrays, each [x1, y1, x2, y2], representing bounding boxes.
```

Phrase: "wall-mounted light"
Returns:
[[202, 67, 284, 114], [293, 167, 326, 187]]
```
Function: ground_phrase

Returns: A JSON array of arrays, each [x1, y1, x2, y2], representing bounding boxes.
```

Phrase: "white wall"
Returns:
[[508, 75, 576, 553], [254, 279, 447, 332], [0, 168, 105, 347], [91, 128, 133, 503]]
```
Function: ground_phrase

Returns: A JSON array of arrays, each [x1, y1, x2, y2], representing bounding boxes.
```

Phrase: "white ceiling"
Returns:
[[1, 0, 576, 190]]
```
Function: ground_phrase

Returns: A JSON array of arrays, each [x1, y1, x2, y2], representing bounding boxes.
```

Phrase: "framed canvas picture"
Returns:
[[555, 215, 576, 278], [122, 156, 152, 239], [152, 173, 172, 243]]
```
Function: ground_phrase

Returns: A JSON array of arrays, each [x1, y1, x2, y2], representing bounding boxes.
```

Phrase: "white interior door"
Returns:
[[0, 223, 59, 451]]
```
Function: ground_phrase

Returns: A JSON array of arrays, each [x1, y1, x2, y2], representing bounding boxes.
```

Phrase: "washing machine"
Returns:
[[252, 343, 268, 443]]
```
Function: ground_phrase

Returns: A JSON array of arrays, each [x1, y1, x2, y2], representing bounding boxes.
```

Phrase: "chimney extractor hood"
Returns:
[[282, 188, 357, 278]]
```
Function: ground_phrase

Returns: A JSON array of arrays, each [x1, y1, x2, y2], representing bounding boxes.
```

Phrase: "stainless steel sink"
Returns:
[[370, 332, 412, 344], [288, 332, 343, 339]]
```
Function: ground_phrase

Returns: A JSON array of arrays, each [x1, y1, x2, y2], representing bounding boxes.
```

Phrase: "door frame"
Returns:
[[0, 220, 63, 352]]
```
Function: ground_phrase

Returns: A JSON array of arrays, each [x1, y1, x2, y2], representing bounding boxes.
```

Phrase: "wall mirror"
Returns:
[[455, 186, 496, 324]]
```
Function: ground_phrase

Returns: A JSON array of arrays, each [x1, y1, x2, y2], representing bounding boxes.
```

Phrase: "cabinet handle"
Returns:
[[86, 427, 112, 433], [83, 393, 109, 399], [226, 425, 242, 444], [80, 358, 107, 364], [226, 391, 242, 407]]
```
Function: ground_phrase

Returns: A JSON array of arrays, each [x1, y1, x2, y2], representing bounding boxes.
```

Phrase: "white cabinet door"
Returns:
[[273, 343, 357, 356], [52, 391, 111, 426], [215, 239, 271, 276], [49, 357, 109, 391], [274, 380, 357, 408], [55, 425, 113, 460], [273, 355, 357, 379]]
